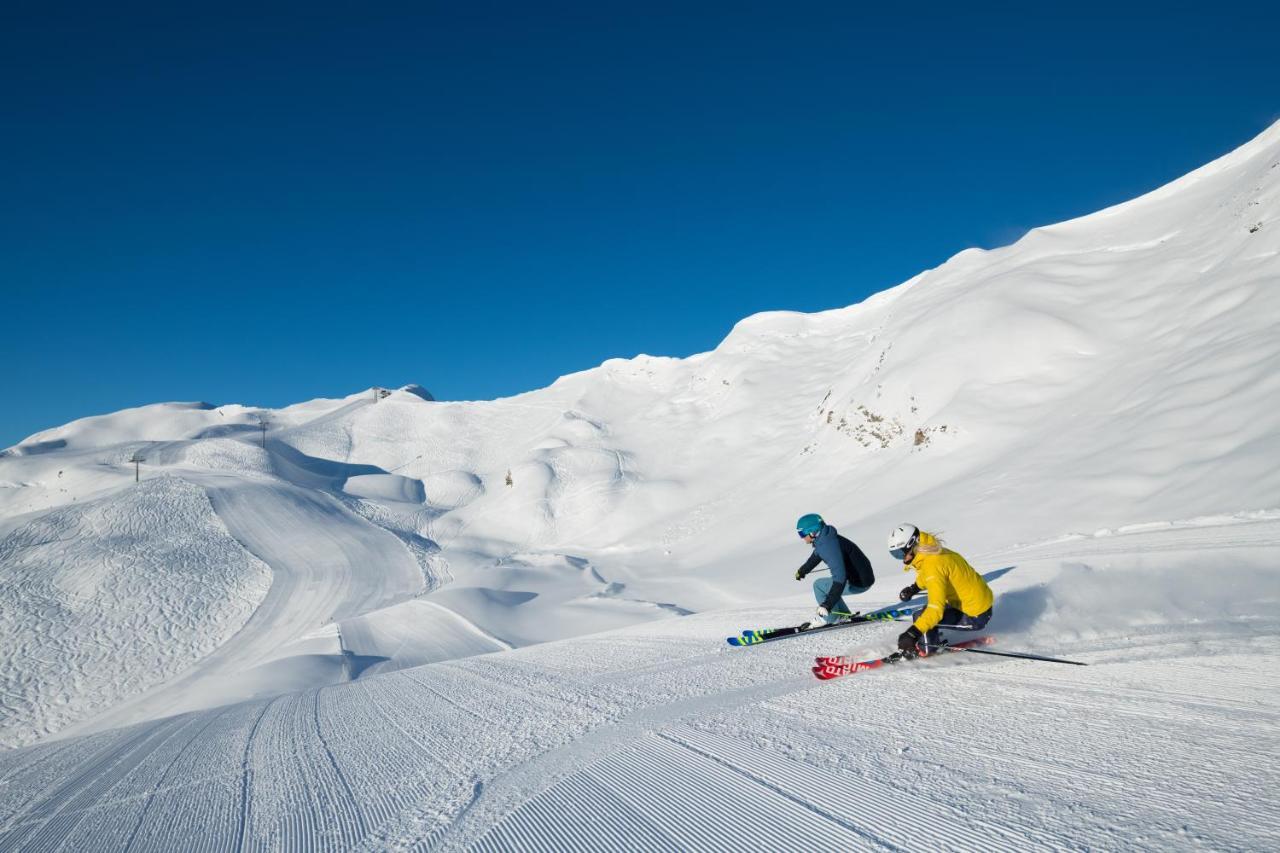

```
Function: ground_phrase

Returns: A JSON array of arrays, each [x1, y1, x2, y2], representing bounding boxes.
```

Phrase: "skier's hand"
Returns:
[[898, 583, 920, 602], [815, 606, 829, 621], [795, 567, 807, 581], [897, 626, 922, 653]]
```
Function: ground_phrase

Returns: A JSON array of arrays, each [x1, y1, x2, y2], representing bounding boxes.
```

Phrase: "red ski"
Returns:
[[812, 636, 996, 680]]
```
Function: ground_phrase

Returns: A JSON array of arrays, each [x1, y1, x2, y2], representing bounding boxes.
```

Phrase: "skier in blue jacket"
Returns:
[[794, 514, 876, 625]]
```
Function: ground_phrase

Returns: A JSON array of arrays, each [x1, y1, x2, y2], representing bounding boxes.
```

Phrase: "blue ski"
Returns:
[[727, 606, 918, 646]]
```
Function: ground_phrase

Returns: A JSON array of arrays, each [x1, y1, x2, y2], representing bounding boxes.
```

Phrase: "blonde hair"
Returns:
[[915, 529, 945, 555]]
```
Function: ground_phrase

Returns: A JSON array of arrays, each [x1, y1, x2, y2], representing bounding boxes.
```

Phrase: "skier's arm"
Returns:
[[795, 551, 822, 580], [911, 575, 948, 633]]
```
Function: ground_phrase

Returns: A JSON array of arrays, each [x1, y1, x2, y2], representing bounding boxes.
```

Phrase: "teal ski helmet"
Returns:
[[796, 514, 824, 538]]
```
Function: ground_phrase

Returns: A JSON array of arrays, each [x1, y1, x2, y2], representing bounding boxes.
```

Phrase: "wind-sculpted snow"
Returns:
[[1, 525, 1277, 850], [0, 477, 271, 748], [336, 493, 451, 592], [338, 599, 510, 676]]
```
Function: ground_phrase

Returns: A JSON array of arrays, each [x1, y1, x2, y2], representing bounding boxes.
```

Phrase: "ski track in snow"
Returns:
[[982, 511, 1280, 562], [1, 559, 1276, 851], [0, 478, 272, 749], [53, 472, 427, 740]]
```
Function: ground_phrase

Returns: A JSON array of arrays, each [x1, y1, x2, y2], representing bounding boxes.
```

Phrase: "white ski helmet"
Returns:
[[887, 523, 919, 560]]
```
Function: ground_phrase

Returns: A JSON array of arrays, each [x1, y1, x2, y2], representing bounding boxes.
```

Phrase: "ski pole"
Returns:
[[832, 607, 916, 619], [954, 646, 1087, 666]]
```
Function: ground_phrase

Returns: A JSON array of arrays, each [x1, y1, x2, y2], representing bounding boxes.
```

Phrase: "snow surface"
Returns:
[[0, 518, 1276, 850], [1, 122, 1279, 849], [0, 477, 271, 749]]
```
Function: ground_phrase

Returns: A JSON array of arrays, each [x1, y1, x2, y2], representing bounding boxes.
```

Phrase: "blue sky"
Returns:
[[3, 2, 1278, 447]]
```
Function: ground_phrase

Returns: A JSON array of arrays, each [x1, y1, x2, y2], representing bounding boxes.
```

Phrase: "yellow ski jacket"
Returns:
[[905, 532, 994, 634]]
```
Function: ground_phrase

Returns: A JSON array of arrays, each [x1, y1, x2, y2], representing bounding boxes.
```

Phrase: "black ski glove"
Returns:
[[897, 626, 922, 653], [795, 567, 808, 581], [899, 583, 920, 601]]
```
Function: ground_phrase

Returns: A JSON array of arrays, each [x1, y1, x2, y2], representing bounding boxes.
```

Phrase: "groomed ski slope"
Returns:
[[52, 472, 430, 742], [0, 478, 273, 749], [0, 517, 1277, 851]]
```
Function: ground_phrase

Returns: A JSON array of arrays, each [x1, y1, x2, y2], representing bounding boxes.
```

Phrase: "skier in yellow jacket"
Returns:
[[887, 524, 993, 655]]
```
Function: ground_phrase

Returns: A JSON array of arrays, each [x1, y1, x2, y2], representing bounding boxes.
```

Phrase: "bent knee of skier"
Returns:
[[937, 606, 993, 633]]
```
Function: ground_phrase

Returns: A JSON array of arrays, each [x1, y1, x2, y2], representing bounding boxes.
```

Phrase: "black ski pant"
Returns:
[[924, 606, 993, 645]]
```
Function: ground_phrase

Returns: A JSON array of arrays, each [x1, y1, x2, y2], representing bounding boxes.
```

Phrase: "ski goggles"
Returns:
[[889, 546, 910, 561], [798, 529, 818, 539]]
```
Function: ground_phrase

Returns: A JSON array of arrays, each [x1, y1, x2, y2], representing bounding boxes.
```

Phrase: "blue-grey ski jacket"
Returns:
[[797, 524, 876, 611]]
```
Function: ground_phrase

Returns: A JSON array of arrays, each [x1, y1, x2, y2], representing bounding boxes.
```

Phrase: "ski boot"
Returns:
[[918, 628, 949, 656]]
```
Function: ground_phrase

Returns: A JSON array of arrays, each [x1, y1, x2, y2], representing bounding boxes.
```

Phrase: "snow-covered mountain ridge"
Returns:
[[0, 121, 1278, 852], [13, 122, 1277, 538]]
